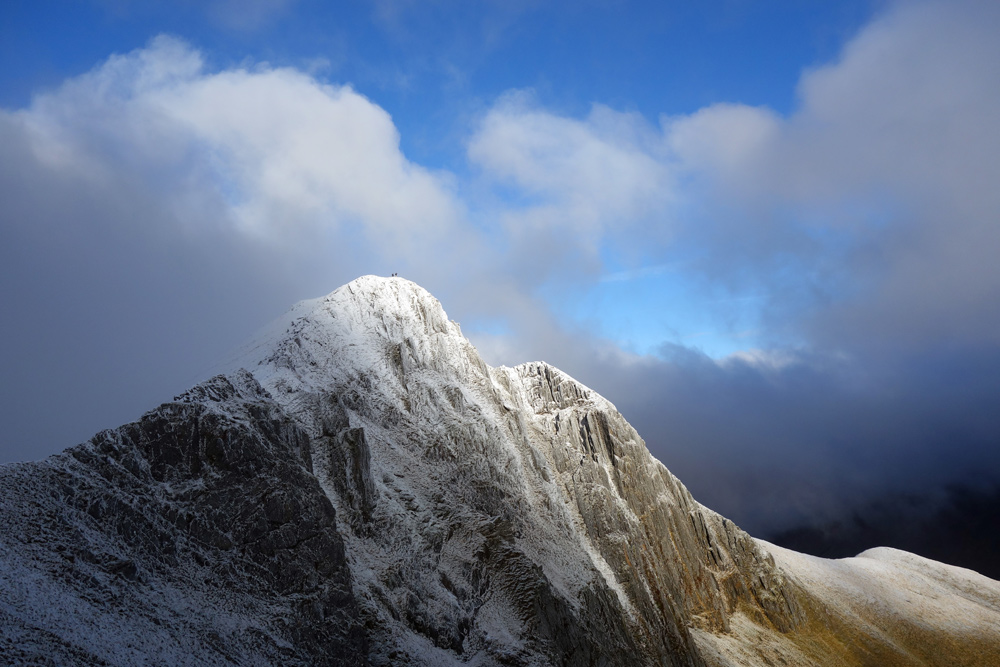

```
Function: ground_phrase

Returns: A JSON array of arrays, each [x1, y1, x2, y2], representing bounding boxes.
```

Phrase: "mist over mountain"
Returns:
[[768, 483, 1000, 581], [2, 276, 998, 666], [591, 347, 1000, 577]]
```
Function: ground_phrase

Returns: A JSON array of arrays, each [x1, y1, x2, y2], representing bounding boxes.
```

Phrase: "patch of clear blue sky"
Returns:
[[0, 0, 878, 358], [540, 254, 766, 359], [1, 0, 877, 164]]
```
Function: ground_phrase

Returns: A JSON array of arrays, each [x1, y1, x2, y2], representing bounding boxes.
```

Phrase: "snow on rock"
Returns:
[[0, 371, 366, 665], [739, 542, 1000, 666], [3, 274, 1000, 666]]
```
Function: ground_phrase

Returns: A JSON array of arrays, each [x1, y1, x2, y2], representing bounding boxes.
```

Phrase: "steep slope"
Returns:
[[3, 275, 999, 666], [0, 371, 367, 665], [212, 275, 806, 666], [750, 543, 1000, 666]]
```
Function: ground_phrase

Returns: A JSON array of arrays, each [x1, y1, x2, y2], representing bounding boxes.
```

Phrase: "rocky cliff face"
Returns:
[[0, 371, 366, 665], [2, 276, 999, 666]]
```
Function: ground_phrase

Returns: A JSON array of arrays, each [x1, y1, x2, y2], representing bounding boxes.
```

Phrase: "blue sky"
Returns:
[[3, 0, 1000, 539], [0, 0, 878, 363], [1, 2, 872, 113]]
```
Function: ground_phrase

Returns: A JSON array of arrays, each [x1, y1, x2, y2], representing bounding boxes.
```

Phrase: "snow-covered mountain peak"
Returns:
[[224, 274, 489, 400], [323, 274, 455, 341], [216, 277, 812, 663], [4, 275, 999, 666]]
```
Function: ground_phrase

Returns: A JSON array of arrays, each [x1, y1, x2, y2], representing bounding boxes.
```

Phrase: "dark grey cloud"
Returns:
[[2, 1, 999, 576], [462, 0, 1000, 556], [0, 36, 523, 463], [467, 304, 1000, 545], [0, 112, 296, 461], [609, 346, 1000, 534]]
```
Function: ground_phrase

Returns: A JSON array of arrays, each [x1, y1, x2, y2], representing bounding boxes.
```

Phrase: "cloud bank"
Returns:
[[3, 1, 999, 545], [0, 35, 483, 458], [465, 0, 1000, 531]]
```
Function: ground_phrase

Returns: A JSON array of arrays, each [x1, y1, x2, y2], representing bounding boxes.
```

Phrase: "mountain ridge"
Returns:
[[2, 275, 999, 666]]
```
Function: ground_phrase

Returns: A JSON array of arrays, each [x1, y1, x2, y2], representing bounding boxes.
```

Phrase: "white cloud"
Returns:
[[468, 93, 675, 246], [664, 103, 780, 188], [18, 36, 463, 254], [468, 0, 1000, 352], [0, 35, 488, 462]]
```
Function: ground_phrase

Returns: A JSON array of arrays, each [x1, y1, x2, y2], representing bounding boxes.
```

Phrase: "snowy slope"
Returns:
[[3, 275, 999, 666], [220, 275, 1000, 665], [0, 371, 366, 665], [214, 276, 807, 665]]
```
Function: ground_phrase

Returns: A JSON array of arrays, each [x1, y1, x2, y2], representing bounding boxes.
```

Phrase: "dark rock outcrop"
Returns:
[[0, 370, 367, 666]]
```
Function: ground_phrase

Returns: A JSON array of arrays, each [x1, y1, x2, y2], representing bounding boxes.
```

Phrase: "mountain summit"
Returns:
[[2, 276, 998, 666]]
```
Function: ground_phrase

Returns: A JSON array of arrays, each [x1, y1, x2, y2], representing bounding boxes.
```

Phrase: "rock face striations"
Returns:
[[2, 275, 999, 666]]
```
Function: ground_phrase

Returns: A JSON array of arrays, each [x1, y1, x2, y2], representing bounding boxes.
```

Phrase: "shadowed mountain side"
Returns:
[[0, 371, 367, 666]]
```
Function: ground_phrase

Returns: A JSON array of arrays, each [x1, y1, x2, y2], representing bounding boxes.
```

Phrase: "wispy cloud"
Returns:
[[600, 263, 678, 283]]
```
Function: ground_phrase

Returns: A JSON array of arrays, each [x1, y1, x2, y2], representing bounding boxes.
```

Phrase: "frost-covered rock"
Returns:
[[2, 275, 999, 666], [0, 371, 365, 665]]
